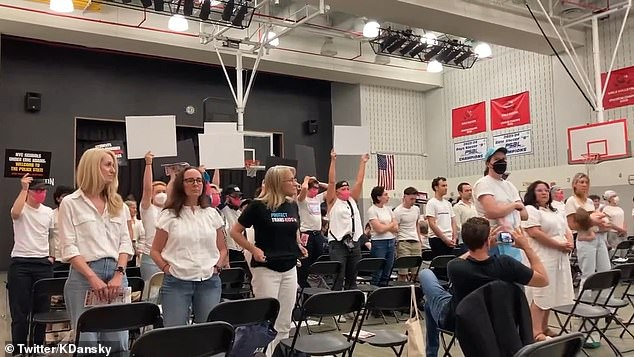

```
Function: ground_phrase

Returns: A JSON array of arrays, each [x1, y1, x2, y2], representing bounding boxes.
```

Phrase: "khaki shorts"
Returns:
[[396, 240, 422, 275]]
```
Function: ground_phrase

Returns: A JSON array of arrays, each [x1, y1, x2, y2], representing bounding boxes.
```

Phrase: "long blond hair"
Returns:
[[572, 172, 590, 199], [259, 165, 294, 211], [76, 148, 123, 217]]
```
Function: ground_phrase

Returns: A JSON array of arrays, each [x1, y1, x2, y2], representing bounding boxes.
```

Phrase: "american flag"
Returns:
[[377, 153, 395, 190]]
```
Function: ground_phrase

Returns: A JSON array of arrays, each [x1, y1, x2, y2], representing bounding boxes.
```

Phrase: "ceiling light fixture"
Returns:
[[222, 0, 235, 21], [422, 32, 438, 46], [427, 60, 443, 73], [183, 0, 194, 16], [320, 37, 337, 57], [199, 0, 211, 20], [231, 4, 248, 26], [474, 42, 492, 58], [139, 0, 152, 8], [168, 14, 189, 32], [363, 21, 380, 38], [50, 0, 74, 13]]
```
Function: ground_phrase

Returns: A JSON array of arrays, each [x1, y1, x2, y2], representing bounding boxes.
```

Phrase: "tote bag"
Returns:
[[405, 285, 425, 356]]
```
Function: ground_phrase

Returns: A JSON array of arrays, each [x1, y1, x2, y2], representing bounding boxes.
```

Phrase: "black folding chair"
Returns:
[[220, 267, 251, 300], [317, 254, 330, 262], [390, 256, 423, 285], [126, 266, 142, 278], [429, 255, 454, 289], [130, 321, 235, 357], [354, 286, 412, 356], [280, 290, 366, 357], [74, 302, 162, 357], [53, 270, 69, 278], [551, 270, 622, 356], [28, 278, 70, 347], [208, 298, 280, 354], [355, 258, 385, 293], [229, 260, 253, 284], [513, 332, 584, 357], [300, 261, 341, 297], [53, 263, 70, 271], [127, 277, 145, 302], [611, 240, 634, 261]]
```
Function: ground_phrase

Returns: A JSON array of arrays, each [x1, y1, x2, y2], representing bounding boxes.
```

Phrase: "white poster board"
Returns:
[[334, 126, 370, 155], [125, 115, 177, 159], [198, 133, 245, 169], [454, 138, 487, 163], [493, 130, 532, 156], [204, 122, 237, 134]]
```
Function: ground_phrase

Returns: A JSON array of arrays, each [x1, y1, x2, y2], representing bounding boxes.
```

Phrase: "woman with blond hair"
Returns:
[[59, 148, 134, 352], [230, 165, 307, 354], [564, 172, 609, 349], [150, 166, 227, 327]]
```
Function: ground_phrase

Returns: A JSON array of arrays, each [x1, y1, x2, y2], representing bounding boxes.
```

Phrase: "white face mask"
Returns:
[[154, 192, 167, 205], [613, 196, 620, 205]]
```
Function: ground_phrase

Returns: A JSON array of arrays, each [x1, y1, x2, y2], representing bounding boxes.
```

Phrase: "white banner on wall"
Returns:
[[493, 129, 532, 156], [454, 138, 487, 163]]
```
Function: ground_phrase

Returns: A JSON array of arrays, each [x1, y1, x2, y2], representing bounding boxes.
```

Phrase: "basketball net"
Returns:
[[581, 153, 601, 176], [245, 159, 260, 178]]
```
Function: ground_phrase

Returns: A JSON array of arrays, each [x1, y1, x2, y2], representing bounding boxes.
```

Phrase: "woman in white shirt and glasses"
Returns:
[[151, 167, 228, 327], [230, 165, 308, 355], [59, 148, 134, 353]]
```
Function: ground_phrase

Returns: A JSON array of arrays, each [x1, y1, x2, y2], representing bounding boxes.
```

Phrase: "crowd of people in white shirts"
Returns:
[[6, 144, 632, 355]]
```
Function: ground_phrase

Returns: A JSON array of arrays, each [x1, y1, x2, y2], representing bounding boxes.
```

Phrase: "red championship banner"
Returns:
[[451, 101, 486, 138], [602, 66, 634, 110], [490, 91, 530, 130]]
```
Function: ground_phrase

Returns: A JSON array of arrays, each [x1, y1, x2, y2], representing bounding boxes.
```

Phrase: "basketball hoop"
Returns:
[[581, 153, 602, 175], [245, 159, 260, 178]]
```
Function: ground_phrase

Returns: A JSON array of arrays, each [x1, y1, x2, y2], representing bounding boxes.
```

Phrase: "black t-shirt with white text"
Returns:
[[238, 199, 301, 272], [445, 255, 533, 328]]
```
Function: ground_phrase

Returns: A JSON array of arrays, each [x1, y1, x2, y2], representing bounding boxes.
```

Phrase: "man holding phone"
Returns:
[[473, 147, 528, 261], [418, 217, 548, 357]]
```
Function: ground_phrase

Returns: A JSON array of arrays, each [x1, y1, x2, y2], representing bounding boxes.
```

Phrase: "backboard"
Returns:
[[567, 119, 630, 164]]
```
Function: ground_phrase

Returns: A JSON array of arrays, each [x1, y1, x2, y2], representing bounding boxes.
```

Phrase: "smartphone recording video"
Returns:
[[497, 232, 514, 244]]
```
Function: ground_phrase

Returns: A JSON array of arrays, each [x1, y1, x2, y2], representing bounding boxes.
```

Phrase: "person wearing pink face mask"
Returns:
[[8, 174, 55, 350], [326, 149, 370, 291], [222, 185, 247, 262], [297, 176, 328, 288]]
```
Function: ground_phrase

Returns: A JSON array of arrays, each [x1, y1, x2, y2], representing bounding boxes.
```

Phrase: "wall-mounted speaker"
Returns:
[[304, 119, 318, 135], [25, 92, 41, 113]]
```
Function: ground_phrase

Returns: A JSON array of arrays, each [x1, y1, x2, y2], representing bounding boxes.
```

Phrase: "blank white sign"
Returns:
[[334, 126, 370, 155], [204, 122, 237, 134], [199, 133, 245, 169], [125, 115, 177, 159]]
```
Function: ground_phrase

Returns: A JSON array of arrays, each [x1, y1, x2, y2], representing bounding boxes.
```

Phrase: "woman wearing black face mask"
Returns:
[[473, 147, 528, 262]]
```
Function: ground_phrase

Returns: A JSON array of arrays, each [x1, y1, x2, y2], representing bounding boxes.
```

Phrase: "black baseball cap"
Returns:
[[335, 180, 349, 190], [222, 185, 243, 196], [29, 179, 51, 190]]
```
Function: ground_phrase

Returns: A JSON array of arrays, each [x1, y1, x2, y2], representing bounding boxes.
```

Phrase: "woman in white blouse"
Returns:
[[59, 148, 134, 352], [522, 181, 574, 341], [367, 185, 398, 286], [150, 167, 228, 327]]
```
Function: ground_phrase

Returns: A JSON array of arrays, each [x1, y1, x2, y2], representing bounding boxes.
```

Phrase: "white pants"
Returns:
[[251, 266, 298, 356], [576, 234, 611, 342]]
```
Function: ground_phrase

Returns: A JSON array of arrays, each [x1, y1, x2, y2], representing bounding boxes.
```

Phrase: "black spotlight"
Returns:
[[200, 0, 211, 20], [398, 40, 417, 56], [443, 48, 462, 63], [122, 0, 132, 4], [408, 43, 427, 57], [153, 0, 164, 11], [183, 0, 194, 15], [222, 0, 235, 21], [423, 45, 443, 61], [140, 0, 152, 8], [380, 33, 399, 52], [454, 51, 472, 66], [386, 36, 407, 53], [231, 3, 248, 26]]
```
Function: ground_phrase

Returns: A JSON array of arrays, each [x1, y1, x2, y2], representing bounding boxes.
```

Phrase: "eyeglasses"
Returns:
[[283, 178, 297, 183], [184, 178, 204, 185]]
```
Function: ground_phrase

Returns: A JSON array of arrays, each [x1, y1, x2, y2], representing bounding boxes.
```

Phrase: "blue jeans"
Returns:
[[64, 258, 129, 354], [419, 269, 452, 357], [140, 254, 161, 282], [160, 274, 222, 327], [371, 239, 396, 286]]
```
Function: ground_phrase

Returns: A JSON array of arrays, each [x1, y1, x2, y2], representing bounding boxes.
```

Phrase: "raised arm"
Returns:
[[10, 174, 32, 220], [350, 153, 370, 202], [326, 149, 337, 205], [298, 176, 311, 202], [140, 152, 154, 210]]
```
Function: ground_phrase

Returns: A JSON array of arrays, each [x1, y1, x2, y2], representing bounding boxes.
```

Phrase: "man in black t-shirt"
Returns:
[[418, 217, 549, 357]]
